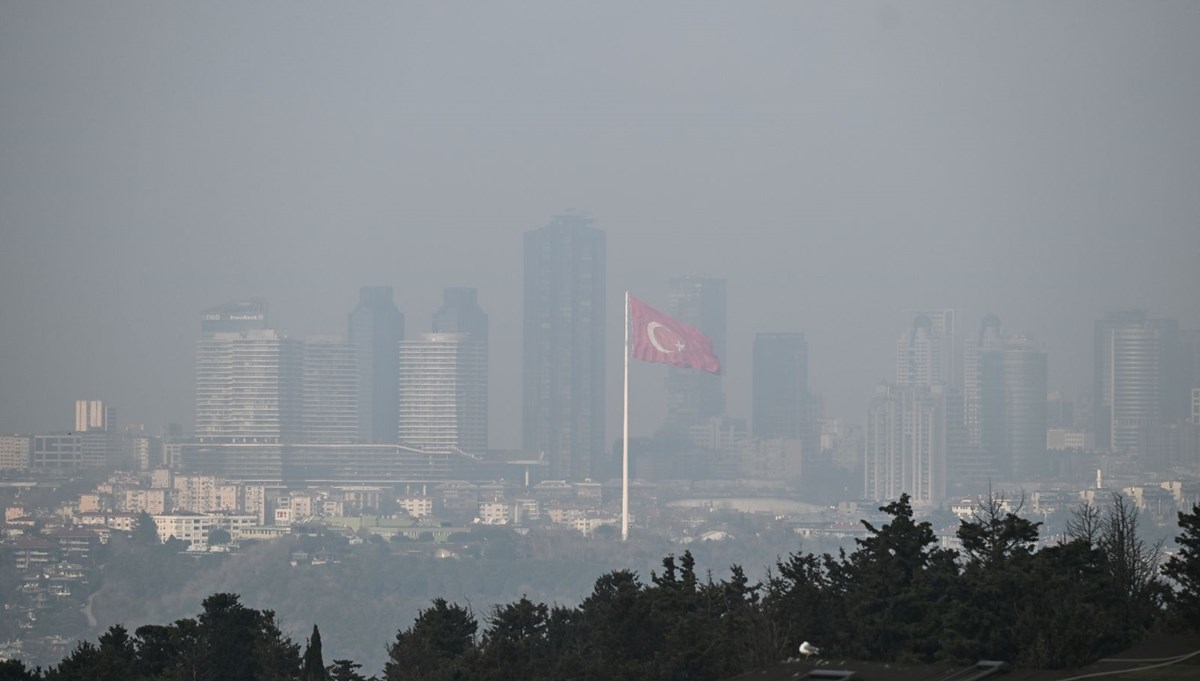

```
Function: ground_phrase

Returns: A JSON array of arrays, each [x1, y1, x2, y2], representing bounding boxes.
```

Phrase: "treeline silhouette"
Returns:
[[4, 494, 1200, 681]]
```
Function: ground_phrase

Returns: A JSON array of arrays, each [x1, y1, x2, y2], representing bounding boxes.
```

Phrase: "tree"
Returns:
[[303, 624, 327, 681], [328, 659, 369, 681], [384, 598, 477, 681], [477, 597, 549, 681], [131, 511, 159, 546], [1097, 494, 1164, 643], [0, 659, 38, 681], [208, 528, 232, 546], [942, 493, 1041, 663], [1162, 502, 1200, 628], [834, 494, 957, 662]]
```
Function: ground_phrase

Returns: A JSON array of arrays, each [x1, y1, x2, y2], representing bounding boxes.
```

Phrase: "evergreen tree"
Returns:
[[384, 598, 477, 681], [303, 624, 327, 681], [328, 659, 369, 681], [833, 494, 956, 662], [941, 494, 1040, 662], [0, 659, 38, 681]]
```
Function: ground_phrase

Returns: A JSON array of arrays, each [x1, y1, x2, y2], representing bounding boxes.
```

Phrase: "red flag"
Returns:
[[629, 294, 721, 374]]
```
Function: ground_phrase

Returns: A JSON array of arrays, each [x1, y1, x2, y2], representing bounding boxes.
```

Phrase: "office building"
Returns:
[[302, 339, 359, 444], [195, 330, 303, 444], [398, 333, 487, 454], [348, 287, 404, 444], [981, 335, 1048, 480], [897, 310, 958, 388], [752, 332, 816, 452], [200, 299, 269, 337], [864, 383, 945, 504], [32, 433, 82, 470], [522, 214, 606, 480], [662, 276, 726, 435], [432, 287, 488, 344], [1093, 310, 1180, 452]]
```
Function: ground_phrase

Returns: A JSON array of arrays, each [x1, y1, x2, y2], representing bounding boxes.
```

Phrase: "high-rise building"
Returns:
[[897, 310, 958, 388], [195, 330, 303, 444], [200, 299, 269, 337], [662, 276, 726, 435], [1093, 310, 1180, 452], [302, 339, 359, 444], [433, 287, 489, 344], [752, 332, 814, 446], [522, 214, 606, 480], [864, 383, 945, 504], [980, 335, 1048, 480], [398, 333, 487, 454], [348, 287, 404, 444]]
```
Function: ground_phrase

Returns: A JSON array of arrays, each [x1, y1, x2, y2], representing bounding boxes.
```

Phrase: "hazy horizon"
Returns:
[[3, 2, 1198, 448]]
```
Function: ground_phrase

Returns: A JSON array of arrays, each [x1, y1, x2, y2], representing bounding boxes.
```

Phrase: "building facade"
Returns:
[[1093, 310, 1179, 453], [980, 335, 1048, 480], [864, 383, 945, 504], [195, 330, 303, 444], [302, 339, 359, 444], [348, 286, 404, 444], [398, 333, 487, 454], [522, 215, 606, 480]]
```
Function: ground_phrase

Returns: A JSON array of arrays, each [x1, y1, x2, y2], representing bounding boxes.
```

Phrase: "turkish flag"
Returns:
[[629, 294, 721, 374]]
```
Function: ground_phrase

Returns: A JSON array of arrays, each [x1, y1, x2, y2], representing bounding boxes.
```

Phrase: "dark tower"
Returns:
[[522, 214, 606, 480], [348, 287, 404, 444]]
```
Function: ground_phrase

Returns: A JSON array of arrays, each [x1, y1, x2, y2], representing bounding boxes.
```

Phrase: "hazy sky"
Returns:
[[2, 2, 1198, 447]]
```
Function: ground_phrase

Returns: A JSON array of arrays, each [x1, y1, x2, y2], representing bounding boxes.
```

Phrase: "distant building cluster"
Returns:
[[2, 214, 1199, 526]]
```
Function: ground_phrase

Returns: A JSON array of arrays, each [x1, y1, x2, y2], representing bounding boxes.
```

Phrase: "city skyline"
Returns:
[[3, 3, 1199, 450]]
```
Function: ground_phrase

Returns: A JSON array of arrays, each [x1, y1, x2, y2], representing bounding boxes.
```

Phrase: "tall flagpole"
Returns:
[[621, 291, 630, 541]]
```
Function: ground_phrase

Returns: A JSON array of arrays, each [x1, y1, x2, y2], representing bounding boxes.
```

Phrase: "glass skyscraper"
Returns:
[[433, 287, 488, 344], [522, 214, 605, 480], [980, 335, 1048, 480], [348, 287, 404, 444], [1093, 310, 1180, 453]]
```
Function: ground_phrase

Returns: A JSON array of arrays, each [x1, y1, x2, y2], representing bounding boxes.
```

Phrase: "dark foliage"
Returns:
[[12, 492, 1199, 679]]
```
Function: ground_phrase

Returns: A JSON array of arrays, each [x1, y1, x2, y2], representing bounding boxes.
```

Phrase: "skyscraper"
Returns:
[[302, 338, 359, 444], [980, 335, 1048, 480], [964, 315, 1004, 450], [1093, 310, 1179, 452], [398, 333, 487, 454], [897, 310, 958, 388], [348, 287, 404, 444], [433, 287, 488, 344], [662, 276, 726, 435], [522, 214, 606, 480], [195, 329, 303, 444], [864, 383, 945, 504], [752, 332, 813, 445]]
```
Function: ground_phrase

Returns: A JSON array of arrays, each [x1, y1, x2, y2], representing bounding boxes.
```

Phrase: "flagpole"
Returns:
[[621, 290, 630, 541]]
